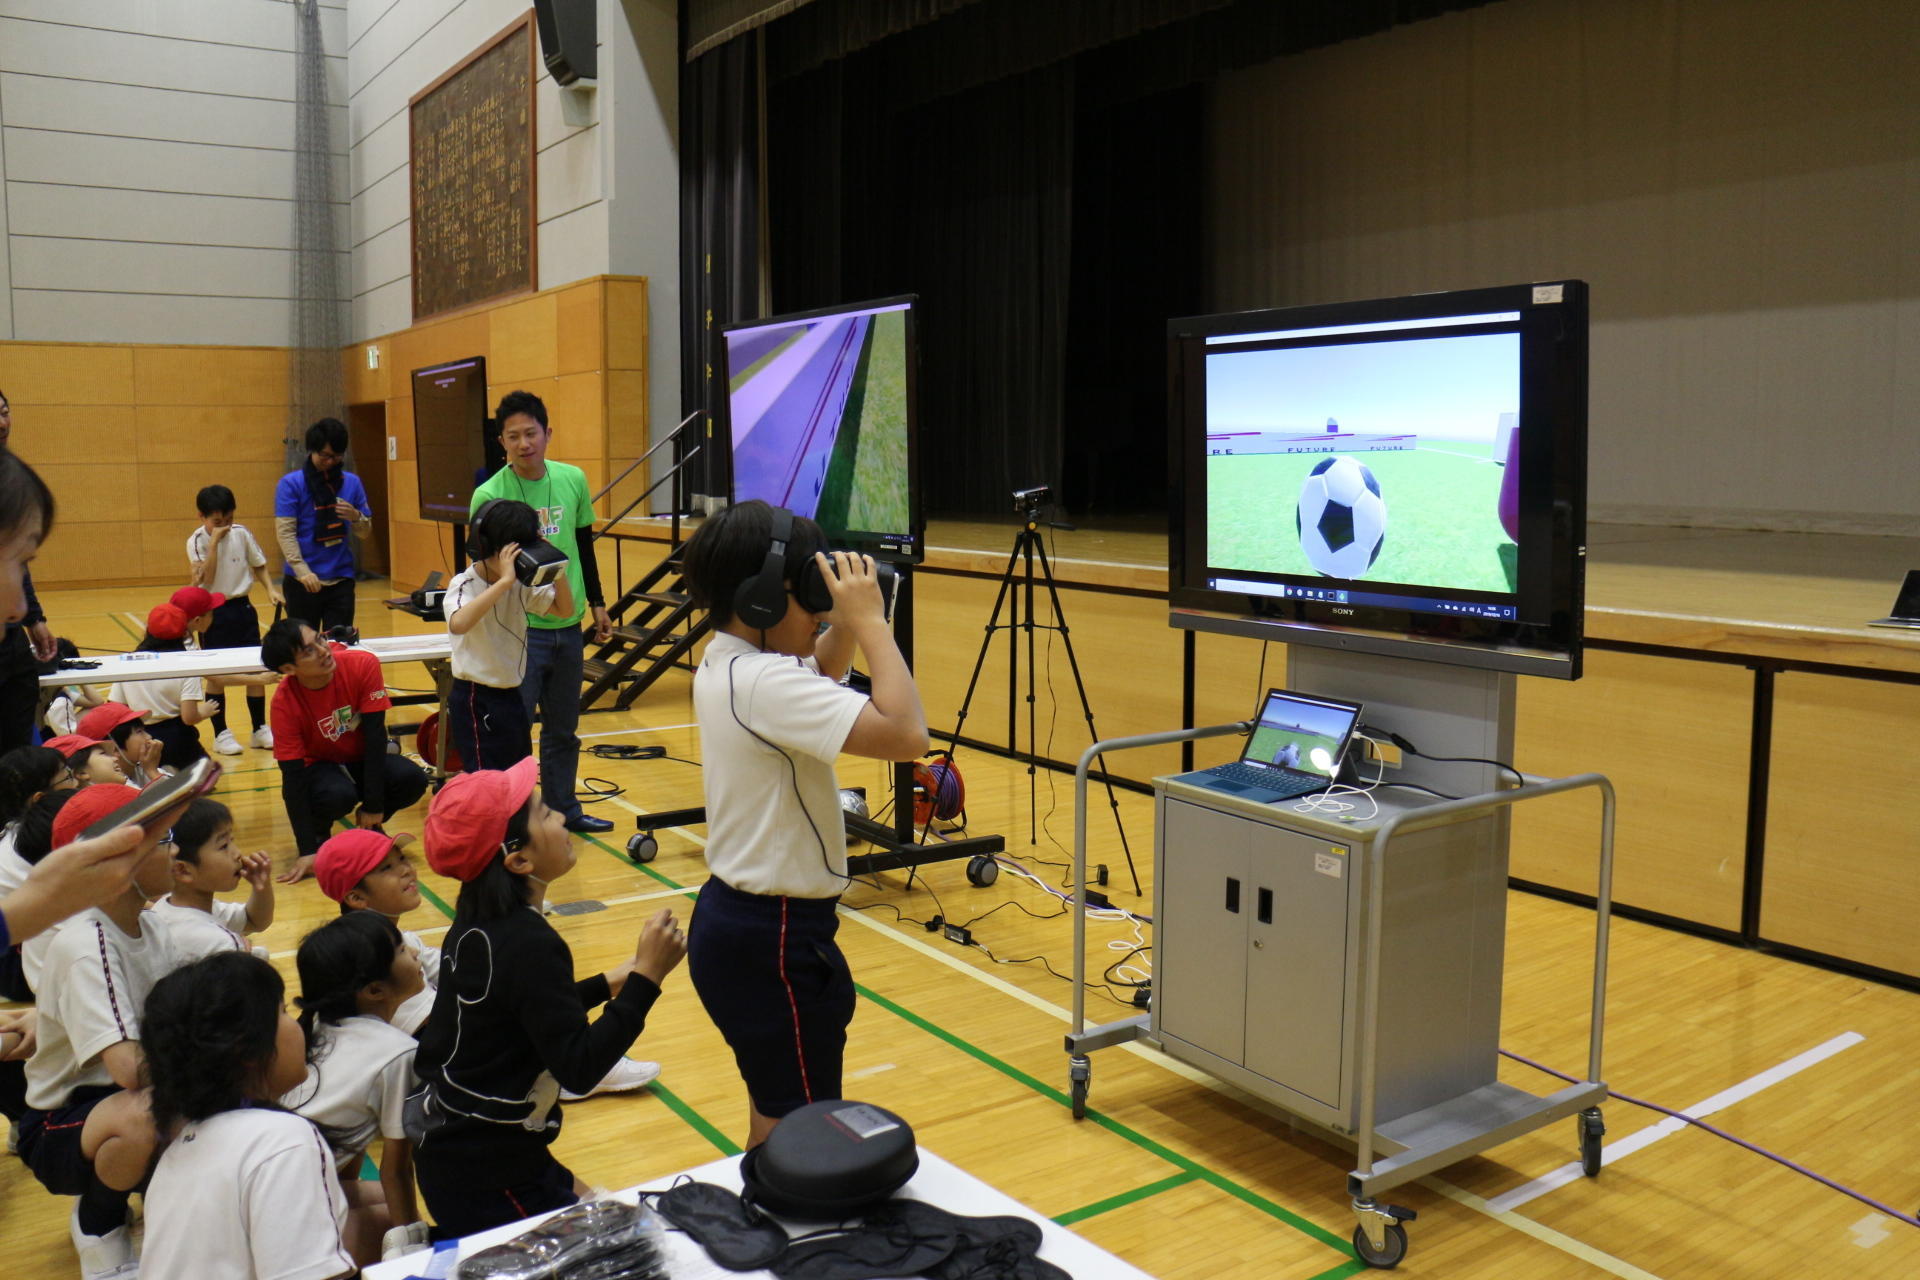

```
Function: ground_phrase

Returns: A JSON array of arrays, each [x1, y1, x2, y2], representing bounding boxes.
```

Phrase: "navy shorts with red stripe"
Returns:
[[202, 595, 263, 650], [446, 678, 532, 771], [686, 875, 853, 1119], [17, 1085, 121, 1196]]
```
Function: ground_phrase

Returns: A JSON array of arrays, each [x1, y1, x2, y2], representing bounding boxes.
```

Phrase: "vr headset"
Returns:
[[734, 507, 897, 629], [468, 499, 571, 588]]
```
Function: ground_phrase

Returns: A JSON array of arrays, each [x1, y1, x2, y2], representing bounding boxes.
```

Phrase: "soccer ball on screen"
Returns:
[[1295, 455, 1386, 578]]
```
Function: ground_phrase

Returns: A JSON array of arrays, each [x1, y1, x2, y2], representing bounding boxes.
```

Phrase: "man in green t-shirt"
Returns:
[[469, 390, 617, 833]]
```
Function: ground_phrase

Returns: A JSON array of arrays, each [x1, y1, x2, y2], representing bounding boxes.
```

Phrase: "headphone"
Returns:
[[732, 505, 838, 630], [466, 499, 504, 560]]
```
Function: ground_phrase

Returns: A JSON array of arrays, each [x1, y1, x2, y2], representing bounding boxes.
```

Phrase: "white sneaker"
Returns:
[[6, 1118, 17, 1155], [70, 1202, 138, 1280], [250, 726, 274, 750], [212, 729, 243, 756], [561, 1057, 660, 1101]]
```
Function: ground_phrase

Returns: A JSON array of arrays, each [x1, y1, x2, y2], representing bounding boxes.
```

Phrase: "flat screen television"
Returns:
[[1168, 281, 1587, 678], [412, 357, 492, 523], [720, 296, 923, 563]]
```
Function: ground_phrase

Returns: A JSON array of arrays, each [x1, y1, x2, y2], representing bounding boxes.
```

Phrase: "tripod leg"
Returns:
[[1033, 539, 1143, 896], [945, 539, 1026, 761]]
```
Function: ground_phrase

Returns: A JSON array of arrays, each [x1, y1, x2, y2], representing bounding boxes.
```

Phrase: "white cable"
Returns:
[[992, 854, 1155, 984], [1290, 731, 1386, 822]]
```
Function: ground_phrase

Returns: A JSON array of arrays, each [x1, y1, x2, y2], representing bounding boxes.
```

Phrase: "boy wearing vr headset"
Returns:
[[679, 499, 927, 1148], [445, 499, 573, 769]]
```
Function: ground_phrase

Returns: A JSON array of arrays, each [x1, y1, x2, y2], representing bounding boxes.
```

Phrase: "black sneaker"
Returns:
[[565, 813, 615, 834]]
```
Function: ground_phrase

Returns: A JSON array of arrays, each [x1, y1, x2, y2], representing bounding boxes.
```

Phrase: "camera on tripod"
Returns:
[[1012, 484, 1052, 515]]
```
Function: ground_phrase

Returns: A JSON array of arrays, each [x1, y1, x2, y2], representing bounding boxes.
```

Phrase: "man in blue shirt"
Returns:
[[275, 418, 372, 632]]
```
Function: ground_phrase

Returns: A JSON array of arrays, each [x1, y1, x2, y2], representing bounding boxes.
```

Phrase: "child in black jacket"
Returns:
[[409, 759, 685, 1239]]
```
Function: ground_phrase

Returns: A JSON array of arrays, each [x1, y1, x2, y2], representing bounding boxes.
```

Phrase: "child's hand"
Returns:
[[391, 832, 418, 850], [139, 738, 163, 770], [209, 523, 229, 544], [631, 908, 688, 984], [267, 583, 285, 607], [239, 851, 274, 892], [492, 542, 522, 583], [816, 551, 885, 629]]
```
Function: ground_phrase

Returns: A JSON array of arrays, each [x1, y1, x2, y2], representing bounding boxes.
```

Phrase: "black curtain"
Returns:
[[679, 34, 762, 505]]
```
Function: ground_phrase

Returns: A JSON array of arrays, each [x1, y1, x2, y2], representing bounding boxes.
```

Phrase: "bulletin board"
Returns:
[[409, 12, 538, 320]]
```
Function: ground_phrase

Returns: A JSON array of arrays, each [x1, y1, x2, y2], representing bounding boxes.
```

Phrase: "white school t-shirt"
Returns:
[[0, 825, 30, 896], [281, 1015, 417, 1170], [147, 896, 254, 962], [25, 908, 179, 1111], [143, 1108, 354, 1280], [692, 631, 870, 899], [390, 930, 442, 1035], [186, 523, 268, 599], [112, 636, 205, 722], [445, 565, 555, 688]]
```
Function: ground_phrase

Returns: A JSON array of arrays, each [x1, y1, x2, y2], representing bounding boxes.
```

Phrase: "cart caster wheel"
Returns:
[[626, 833, 658, 863], [1068, 1054, 1090, 1120], [1352, 1223, 1408, 1269], [1578, 1108, 1605, 1177], [966, 854, 999, 888], [1069, 1076, 1088, 1120]]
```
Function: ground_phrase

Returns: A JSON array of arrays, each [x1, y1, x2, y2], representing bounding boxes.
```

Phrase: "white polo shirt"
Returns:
[[0, 826, 29, 897], [692, 631, 869, 899], [186, 524, 268, 599], [444, 565, 556, 688], [148, 896, 253, 962], [391, 930, 442, 1035], [143, 1108, 354, 1280], [25, 908, 180, 1111], [112, 636, 204, 722], [282, 1014, 417, 1170]]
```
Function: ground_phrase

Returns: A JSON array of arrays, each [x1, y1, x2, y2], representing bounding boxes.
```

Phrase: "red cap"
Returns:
[[314, 829, 395, 903], [146, 604, 190, 641], [169, 586, 226, 617], [42, 734, 103, 759], [424, 758, 539, 882], [53, 783, 142, 850], [76, 702, 145, 742]]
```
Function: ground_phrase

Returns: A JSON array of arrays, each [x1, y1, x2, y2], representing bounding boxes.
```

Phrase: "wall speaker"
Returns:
[[532, 0, 596, 85]]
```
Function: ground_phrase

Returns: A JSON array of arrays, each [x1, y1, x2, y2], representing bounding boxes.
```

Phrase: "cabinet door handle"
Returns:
[[1257, 887, 1273, 924], [1225, 877, 1241, 913]]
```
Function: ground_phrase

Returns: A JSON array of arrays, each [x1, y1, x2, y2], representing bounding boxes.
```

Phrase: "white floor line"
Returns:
[[1420, 1177, 1671, 1280], [579, 722, 697, 739], [1485, 1031, 1865, 1214]]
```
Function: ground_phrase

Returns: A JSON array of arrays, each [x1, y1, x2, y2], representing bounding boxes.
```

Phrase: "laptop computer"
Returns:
[[1174, 688, 1364, 804], [1867, 570, 1920, 630]]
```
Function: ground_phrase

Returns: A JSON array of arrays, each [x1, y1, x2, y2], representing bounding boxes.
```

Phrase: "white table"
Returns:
[[363, 1147, 1157, 1279], [40, 636, 458, 774]]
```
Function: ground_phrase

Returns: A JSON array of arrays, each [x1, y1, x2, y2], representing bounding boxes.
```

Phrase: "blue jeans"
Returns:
[[520, 624, 585, 821]]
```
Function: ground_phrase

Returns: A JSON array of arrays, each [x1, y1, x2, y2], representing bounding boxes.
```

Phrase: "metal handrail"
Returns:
[[590, 410, 699, 505]]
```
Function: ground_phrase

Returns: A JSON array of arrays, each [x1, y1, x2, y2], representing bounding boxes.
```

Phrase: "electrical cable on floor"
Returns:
[[1501, 1048, 1920, 1229], [577, 777, 624, 803]]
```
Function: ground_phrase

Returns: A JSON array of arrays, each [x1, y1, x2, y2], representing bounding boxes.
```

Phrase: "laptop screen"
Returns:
[[1891, 569, 1920, 620], [1241, 689, 1363, 779]]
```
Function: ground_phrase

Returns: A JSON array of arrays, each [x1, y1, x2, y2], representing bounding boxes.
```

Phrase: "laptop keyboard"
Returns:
[[1207, 761, 1324, 795]]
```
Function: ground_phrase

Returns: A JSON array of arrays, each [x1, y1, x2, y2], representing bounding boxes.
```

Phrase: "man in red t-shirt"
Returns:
[[261, 619, 429, 882]]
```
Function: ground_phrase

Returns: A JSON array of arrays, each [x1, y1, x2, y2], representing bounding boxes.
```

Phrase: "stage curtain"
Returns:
[[679, 33, 763, 504], [687, 0, 819, 61]]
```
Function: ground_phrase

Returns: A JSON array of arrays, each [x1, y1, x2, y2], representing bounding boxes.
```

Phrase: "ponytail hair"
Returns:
[[143, 953, 286, 1138], [294, 911, 403, 1056], [0, 745, 65, 827]]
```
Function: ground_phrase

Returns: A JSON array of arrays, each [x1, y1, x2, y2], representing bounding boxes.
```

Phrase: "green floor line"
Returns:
[[1302, 1259, 1369, 1280], [853, 982, 1352, 1256], [108, 613, 141, 642], [651, 1080, 742, 1157], [1052, 1170, 1197, 1225], [582, 832, 695, 895], [416, 880, 455, 920]]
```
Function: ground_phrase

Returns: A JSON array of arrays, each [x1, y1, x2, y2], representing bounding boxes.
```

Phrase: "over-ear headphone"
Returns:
[[466, 499, 503, 560], [733, 506, 798, 630]]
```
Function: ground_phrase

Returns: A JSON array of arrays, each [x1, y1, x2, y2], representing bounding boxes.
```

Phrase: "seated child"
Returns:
[[141, 952, 356, 1280], [75, 704, 161, 788], [313, 827, 660, 1099], [17, 785, 182, 1280], [147, 797, 275, 961], [41, 735, 127, 788], [108, 602, 221, 770], [409, 762, 686, 1239], [0, 745, 74, 1000], [285, 911, 425, 1264]]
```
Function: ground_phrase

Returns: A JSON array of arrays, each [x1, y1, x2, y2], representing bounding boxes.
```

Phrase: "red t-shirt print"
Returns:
[[270, 646, 393, 765]]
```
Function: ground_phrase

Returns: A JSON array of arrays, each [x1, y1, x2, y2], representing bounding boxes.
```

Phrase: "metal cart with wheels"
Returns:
[[1063, 722, 1615, 1271]]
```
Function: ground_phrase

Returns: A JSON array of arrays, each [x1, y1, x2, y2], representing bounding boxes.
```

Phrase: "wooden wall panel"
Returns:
[[133, 405, 285, 463], [10, 406, 139, 464], [1761, 673, 1920, 977], [132, 346, 287, 405], [0, 344, 136, 403], [31, 520, 147, 584], [605, 277, 647, 371], [487, 293, 560, 384], [556, 280, 606, 374], [607, 370, 648, 459], [1510, 648, 1750, 931]]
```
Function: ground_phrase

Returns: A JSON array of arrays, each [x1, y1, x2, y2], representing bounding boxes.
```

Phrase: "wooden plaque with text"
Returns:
[[409, 13, 537, 321]]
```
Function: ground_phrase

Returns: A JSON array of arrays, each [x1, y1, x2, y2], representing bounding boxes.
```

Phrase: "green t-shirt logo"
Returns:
[[536, 505, 563, 538]]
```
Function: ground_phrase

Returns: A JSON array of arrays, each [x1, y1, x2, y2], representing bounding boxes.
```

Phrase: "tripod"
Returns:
[[945, 504, 1141, 895]]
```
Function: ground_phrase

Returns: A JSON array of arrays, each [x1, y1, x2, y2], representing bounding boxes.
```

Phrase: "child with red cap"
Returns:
[[43, 734, 127, 788], [314, 826, 665, 1096], [406, 760, 687, 1239], [18, 784, 186, 1279], [106, 595, 225, 771], [75, 703, 160, 788]]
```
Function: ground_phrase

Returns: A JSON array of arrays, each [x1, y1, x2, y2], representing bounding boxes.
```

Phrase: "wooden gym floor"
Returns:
[[3, 572, 1918, 1278]]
